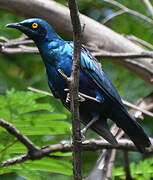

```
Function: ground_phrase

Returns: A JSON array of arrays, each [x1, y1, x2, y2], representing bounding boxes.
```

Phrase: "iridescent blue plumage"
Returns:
[[6, 18, 151, 153]]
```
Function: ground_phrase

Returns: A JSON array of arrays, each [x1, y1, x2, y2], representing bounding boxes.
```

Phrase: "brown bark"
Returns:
[[0, 0, 153, 84]]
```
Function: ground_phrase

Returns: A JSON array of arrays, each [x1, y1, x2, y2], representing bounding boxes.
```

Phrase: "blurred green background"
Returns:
[[0, 0, 153, 179]]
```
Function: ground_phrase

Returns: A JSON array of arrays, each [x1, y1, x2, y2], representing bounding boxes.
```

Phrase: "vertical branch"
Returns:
[[123, 151, 134, 180], [68, 0, 82, 179], [85, 126, 124, 180]]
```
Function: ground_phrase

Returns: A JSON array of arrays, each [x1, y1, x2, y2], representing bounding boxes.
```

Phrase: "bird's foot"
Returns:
[[78, 94, 85, 102], [64, 89, 85, 103], [80, 128, 87, 141], [64, 89, 71, 103]]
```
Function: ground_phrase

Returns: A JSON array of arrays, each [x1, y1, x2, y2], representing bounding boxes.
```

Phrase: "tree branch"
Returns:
[[0, 118, 38, 152], [102, 10, 125, 24], [126, 35, 153, 50], [0, 0, 153, 84], [2, 136, 153, 167], [123, 150, 134, 180], [130, 92, 153, 120], [92, 49, 153, 59], [104, 0, 153, 25], [122, 99, 153, 118], [86, 92, 153, 179], [27, 87, 153, 179], [27, 86, 153, 119], [142, 0, 153, 18], [68, 0, 82, 179], [0, 88, 151, 170], [2, 38, 153, 60], [0, 114, 152, 169]]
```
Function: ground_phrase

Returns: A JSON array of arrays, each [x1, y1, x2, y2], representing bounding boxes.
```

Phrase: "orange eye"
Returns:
[[32, 22, 38, 29]]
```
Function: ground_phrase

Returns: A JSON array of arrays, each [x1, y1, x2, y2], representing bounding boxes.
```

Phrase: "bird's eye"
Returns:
[[32, 22, 38, 29]]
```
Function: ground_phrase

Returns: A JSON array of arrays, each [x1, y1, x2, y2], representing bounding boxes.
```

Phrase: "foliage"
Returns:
[[0, 89, 72, 179], [112, 157, 153, 180]]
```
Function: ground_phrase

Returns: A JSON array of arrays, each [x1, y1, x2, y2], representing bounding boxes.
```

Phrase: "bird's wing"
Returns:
[[68, 42, 124, 107], [68, 42, 151, 152], [47, 74, 59, 98], [81, 46, 123, 102]]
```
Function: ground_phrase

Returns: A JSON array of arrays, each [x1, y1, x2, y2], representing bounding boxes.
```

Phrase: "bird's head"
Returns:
[[6, 18, 61, 42]]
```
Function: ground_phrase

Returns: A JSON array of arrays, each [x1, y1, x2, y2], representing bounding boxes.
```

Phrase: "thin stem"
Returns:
[[104, 0, 153, 25], [27, 86, 153, 119], [123, 151, 133, 180], [0, 118, 38, 152], [102, 10, 125, 24], [142, 0, 153, 18], [2, 138, 153, 167]]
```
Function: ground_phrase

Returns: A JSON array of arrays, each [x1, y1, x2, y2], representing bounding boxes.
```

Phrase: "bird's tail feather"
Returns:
[[110, 108, 151, 153], [91, 119, 118, 145]]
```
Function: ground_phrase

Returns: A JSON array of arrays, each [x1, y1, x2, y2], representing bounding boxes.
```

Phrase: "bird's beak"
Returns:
[[6, 22, 22, 29]]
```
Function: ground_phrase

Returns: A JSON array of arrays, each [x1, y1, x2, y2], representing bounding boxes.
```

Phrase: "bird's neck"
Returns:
[[35, 38, 65, 66]]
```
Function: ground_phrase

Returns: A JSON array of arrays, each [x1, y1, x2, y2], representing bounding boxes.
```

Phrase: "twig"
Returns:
[[86, 91, 153, 179], [104, 0, 153, 25], [27, 87, 53, 97], [77, 91, 100, 103], [0, 139, 18, 154], [102, 10, 125, 24], [122, 99, 153, 118], [0, 114, 152, 168], [123, 150, 133, 180], [105, 149, 116, 180], [130, 92, 153, 120], [89, 125, 123, 180], [92, 49, 153, 59], [27, 86, 153, 119], [1, 0, 153, 85], [0, 46, 38, 54], [0, 118, 38, 152], [123, 151, 130, 178], [2, 36, 153, 60], [103, 125, 124, 180], [1, 39, 33, 47], [100, 93, 153, 179], [68, 0, 82, 179], [126, 35, 153, 50], [2, 138, 153, 167], [143, 0, 153, 18], [0, 35, 36, 54]]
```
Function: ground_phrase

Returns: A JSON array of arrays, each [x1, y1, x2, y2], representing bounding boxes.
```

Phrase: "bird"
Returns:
[[6, 18, 151, 153]]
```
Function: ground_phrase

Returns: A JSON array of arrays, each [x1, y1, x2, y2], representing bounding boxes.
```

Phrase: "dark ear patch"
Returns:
[[39, 27, 47, 36]]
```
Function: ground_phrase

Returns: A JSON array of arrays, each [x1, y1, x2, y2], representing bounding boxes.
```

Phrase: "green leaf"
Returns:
[[16, 124, 71, 135], [25, 158, 72, 176], [18, 103, 54, 114], [17, 169, 43, 180]]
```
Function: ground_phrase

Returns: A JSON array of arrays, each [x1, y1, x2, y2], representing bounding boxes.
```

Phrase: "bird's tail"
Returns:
[[80, 115, 118, 145], [90, 119, 118, 145], [109, 107, 151, 153]]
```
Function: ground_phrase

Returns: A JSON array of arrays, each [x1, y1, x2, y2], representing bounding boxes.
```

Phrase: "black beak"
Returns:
[[6, 23, 22, 29]]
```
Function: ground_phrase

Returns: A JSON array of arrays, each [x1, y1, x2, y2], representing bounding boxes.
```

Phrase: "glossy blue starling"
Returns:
[[6, 18, 151, 153]]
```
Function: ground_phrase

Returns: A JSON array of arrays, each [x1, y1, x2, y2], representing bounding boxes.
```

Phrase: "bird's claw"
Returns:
[[66, 92, 71, 103], [78, 95, 85, 102], [64, 89, 85, 103], [80, 128, 87, 141]]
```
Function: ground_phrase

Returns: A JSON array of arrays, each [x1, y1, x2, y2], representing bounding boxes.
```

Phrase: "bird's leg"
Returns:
[[64, 89, 72, 103], [65, 89, 101, 103], [59, 69, 100, 104], [81, 115, 99, 140]]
